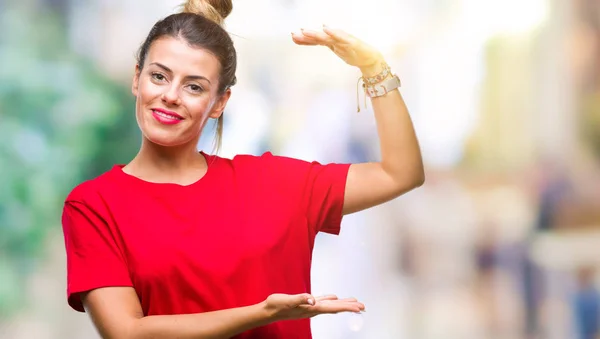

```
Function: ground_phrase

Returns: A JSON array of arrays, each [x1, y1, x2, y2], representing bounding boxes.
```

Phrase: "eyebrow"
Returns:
[[149, 62, 211, 84]]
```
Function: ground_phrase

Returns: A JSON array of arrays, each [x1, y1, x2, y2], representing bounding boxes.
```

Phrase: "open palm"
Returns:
[[291, 25, 383, 70], [265, 293, 365, 321]]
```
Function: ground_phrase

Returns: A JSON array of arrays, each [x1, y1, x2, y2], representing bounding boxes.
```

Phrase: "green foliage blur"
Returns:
[[0, 4, 140, 316]]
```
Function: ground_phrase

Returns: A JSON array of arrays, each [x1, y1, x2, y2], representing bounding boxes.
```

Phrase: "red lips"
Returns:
[[151, 108, 184, 125]]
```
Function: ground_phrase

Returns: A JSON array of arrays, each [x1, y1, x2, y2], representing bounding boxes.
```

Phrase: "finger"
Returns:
[[322, 25, 355, 44], [297, 304, 360, 314], [317, 297, 357, 304], [316, 297, 358, 302], [312, 301, 365, 314], [332, 300, 365, 310], [292, 39, 318, 46], [337, 300, 365, 311], [315, 294, 338, 302], [299, 28, 336, 45], [291, 33, 319, 46]]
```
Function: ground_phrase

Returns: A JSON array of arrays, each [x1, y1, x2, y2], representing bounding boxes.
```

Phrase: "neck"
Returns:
[[124, 137, 207, 184]]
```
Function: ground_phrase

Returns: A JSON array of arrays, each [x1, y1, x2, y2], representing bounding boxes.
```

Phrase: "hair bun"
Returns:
[[181, 0, 233, 25]]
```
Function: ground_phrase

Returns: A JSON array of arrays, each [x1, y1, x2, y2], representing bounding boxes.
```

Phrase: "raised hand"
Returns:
[[291, 25, 385, 75], [263, 293, 365, 321]]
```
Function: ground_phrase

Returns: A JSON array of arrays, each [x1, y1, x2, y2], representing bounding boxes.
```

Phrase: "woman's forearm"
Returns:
[[127, 302, 271, 339], [361, 62, 425, 185]]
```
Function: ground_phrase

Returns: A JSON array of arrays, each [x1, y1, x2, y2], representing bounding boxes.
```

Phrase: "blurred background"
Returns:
[[2, 0, 600, 338]]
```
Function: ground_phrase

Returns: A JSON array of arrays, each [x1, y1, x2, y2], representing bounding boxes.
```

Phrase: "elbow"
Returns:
[[411, 158, 426, 188], [411, 177, 425, 190], [413, 167, 426, 188], [391, 167, 425, 195], [405, 170, 425, 191], [381, 160, 425, 195]]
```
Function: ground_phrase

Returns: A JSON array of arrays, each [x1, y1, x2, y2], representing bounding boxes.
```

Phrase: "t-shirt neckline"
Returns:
[[111, 151, 216, 189]]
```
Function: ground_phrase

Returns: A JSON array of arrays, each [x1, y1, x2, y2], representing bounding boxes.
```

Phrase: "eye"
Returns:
[[187, 84, 204, 93], [151, 73, 166, 82]]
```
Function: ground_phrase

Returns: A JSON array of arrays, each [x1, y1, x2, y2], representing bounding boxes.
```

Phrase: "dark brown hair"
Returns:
[[136, 0, 236, 151]]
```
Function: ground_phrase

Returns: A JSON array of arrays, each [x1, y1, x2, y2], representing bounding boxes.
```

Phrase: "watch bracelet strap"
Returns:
[[362, 62, 392, 86], [363, 74, 401, 98]]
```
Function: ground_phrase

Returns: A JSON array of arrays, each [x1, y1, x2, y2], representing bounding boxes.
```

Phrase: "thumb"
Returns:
[[295, 293, 315, 306]]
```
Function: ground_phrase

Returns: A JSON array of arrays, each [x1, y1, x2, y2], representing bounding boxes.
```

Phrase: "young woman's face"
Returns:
[[132, 36, 230, 147]]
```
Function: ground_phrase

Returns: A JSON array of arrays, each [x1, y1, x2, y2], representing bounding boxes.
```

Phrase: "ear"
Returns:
[[131, 65, 141, 97], [208, 88, 232, 119]]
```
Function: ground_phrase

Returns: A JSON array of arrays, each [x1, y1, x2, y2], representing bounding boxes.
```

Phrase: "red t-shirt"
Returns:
[[61, 152, 350, 339]]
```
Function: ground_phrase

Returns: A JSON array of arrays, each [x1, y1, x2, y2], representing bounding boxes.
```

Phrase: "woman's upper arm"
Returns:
[[62, 198, 133, 312], [82, 286, 143, 339], [343, 162, 423, 215]]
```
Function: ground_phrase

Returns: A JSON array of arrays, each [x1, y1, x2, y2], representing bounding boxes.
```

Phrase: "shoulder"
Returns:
[[232, 151, 316, 167], [205, 151, 349, 182], [223, 152, 324, 178], [205, 151, 304, 169], [64, 166, 119, 205], [231, 151, 350, 180]]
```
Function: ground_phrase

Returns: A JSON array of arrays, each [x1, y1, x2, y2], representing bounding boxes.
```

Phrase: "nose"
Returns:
[[161, 83, 181, 106]]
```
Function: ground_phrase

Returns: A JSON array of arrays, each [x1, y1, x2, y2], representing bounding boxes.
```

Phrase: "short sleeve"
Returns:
[[62, 200, 133, 312], [262, 153, 351, 235]]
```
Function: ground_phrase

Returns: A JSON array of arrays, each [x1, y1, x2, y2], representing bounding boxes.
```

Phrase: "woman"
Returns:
[[61, 0, 424, 338]]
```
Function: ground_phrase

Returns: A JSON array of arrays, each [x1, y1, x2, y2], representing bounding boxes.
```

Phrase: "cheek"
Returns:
[[138, 80, 160, 100], [186, 95, 214, 118], [134, 82, 156, 126]]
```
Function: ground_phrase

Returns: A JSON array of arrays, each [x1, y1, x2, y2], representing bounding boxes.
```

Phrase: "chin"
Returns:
[[147, 137, 183, 147], [142, 128, 191, 148], [150, 136, 191, 148], [137, 113, 201, 148]]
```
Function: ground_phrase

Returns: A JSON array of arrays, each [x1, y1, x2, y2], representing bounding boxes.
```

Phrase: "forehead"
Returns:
[[146, 37, 221, 80]]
